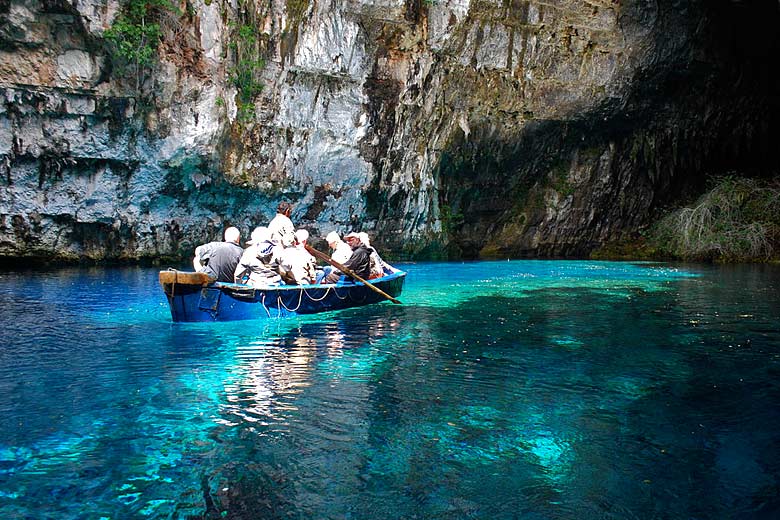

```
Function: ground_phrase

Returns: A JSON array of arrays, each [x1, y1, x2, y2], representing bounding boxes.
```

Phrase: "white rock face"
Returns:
[[56, 50, 101, 85], [429, 0, 471, 50], [294, 6, 366, 78], [72, 0, 121, 34], [199, 1, 225, 64]]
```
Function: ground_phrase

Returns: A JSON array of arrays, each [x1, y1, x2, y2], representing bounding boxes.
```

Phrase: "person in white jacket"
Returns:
[[280, 229, 317, 284], [326, 231, 352, 264], [267, 201, 295, 247], [234, 227, 284, 286]]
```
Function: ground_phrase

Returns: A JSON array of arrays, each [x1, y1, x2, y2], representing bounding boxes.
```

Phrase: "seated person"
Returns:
[[234, 226, 284, 286], [279, 229, 317, 285], [358, 232, 388, 279], [318, 230, 352, 282], [326, 231, 352, 264], [193, 226, 244, 282], [321, 232, 372, 284]]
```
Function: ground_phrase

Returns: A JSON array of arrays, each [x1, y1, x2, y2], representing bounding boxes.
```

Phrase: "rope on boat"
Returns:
[[302, 285, 331, 302], [260, 293, 272, 318], [278, 287, 305, 313], [332, 286, 349, 300], [169, 268, 177, 297]]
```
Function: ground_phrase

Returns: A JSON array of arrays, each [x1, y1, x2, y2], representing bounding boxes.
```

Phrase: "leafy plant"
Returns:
[[104, 0, 179, 90], [228, 57, 265, 120], [439, 203, 464, 236]]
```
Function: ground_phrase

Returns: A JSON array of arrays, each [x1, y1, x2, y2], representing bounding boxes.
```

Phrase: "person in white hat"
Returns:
[[233, 226, 284, 286], [279, 229, 317, 284], [321, 232, 372, 283], [326, 231, 352, 264]]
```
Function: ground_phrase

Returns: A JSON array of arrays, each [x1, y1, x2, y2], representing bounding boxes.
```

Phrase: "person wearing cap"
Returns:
[[193, 226, 244, 282], [321, 232, 373, 284], [317, 231, 353, 282], [279, 229, 317, 284], [234, 226, 284, 286], [268, 201, 295, 247], [326, 231, 352, 264]]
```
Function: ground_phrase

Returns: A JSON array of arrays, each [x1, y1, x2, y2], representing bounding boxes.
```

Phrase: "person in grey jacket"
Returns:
[[321, 232, 373, 283], [193, 227, 243, 282]]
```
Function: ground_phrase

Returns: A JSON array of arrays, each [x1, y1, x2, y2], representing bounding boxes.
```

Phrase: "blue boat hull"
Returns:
[[160, 270, 406, 322]]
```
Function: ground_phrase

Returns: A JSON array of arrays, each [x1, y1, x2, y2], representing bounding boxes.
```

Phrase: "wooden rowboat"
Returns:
[[159, 269, 406, 322]]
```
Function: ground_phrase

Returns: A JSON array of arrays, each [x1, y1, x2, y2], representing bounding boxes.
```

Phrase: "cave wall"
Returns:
[[0, 0, 778, 262], [367, 0, 780, 257]]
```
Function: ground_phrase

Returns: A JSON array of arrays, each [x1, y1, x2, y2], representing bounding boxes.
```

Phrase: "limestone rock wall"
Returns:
[[1, 0, 778, 262]]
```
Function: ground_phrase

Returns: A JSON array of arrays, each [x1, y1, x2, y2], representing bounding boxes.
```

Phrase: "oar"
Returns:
[[305, 244, 401, 304]]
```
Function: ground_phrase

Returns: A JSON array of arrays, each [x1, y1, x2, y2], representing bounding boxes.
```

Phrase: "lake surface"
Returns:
[[1, 261, 779, 519]]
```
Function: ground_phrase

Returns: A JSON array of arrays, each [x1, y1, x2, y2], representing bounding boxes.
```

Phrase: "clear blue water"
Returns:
[[1, 261, 779, 519]]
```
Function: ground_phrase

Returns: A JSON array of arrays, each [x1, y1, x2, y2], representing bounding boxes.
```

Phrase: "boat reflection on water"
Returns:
[[218, 316, 404, 429]]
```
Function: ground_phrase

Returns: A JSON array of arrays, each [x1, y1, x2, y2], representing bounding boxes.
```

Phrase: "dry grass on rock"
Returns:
[[649, 176, 780, 262]]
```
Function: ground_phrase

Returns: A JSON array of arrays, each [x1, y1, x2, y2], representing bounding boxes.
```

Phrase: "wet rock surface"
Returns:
[[0, 0, 778, 262]]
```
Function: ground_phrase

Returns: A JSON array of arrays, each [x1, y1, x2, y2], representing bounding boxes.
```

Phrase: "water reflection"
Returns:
[[218, 316, 404, 433]]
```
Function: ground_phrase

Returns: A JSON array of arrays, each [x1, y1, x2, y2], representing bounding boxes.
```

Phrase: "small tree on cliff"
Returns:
[[104, 0, 178, 90]]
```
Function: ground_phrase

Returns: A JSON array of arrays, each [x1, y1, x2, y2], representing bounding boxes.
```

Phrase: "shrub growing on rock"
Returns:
[[649, 175, 780, 261]]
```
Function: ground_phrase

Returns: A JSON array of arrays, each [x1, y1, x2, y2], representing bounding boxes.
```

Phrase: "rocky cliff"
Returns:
[[1, 0, 778, 262]]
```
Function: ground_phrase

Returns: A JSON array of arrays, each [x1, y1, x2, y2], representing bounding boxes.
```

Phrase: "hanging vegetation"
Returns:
[[103, 0, 181, 90], [227, 21, 265, 122]]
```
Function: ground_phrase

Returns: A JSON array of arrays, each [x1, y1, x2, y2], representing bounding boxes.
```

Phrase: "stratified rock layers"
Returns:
[[1, 0, 778, 261]]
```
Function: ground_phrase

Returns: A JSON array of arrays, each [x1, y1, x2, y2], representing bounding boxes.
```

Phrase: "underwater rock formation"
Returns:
[[0, 0, 778, 262]]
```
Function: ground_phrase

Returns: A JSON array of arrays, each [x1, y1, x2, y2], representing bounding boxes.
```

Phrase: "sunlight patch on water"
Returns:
[[549, 334, 584, 349], [406, 261, 698, 309], [528, 435, 570, 469]]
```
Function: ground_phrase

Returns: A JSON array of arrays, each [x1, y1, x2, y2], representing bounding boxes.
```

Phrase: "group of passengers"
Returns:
[[192, 201, 393, 286]]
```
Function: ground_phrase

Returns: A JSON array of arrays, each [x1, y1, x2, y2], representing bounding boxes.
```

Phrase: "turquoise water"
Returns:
[[1, 261, 779, 519]]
